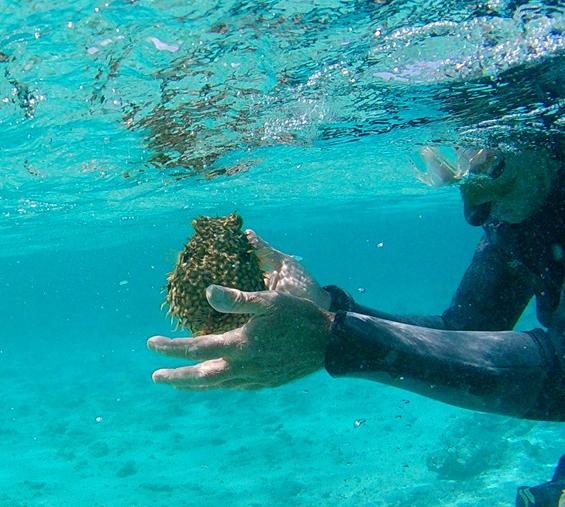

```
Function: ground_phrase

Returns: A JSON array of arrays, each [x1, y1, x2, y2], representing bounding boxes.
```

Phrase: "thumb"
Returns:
[[245, 229, 284, 271], [206, 284, 276, 315]]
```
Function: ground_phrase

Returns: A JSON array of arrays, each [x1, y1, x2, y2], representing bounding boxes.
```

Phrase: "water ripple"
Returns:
[[0, 0, 562, 253]]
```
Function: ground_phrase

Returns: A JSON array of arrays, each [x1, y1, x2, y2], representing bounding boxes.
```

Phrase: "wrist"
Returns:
[[317, 287, 332, 310], [322, 309, 336, 333], [323, 285, 354, 312], [315, 309, 337, 368]]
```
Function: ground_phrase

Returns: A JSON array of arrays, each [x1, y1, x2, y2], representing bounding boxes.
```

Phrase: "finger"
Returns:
[[205, 284, 276, 315], [147, 333, 241, 361], [176, 380, 265, 391], [245, 229, 276, 253], [245, 229, 284, 271], [152, 358, 231, 387]]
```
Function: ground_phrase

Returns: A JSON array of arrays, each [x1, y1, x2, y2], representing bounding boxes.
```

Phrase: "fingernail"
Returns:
[[147, 336, 167, 350], [206, 284, 235, 312], [206, 283, 219, 298]]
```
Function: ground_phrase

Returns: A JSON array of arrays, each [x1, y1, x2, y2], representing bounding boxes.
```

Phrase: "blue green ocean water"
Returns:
[[1, 1, 564, 506]]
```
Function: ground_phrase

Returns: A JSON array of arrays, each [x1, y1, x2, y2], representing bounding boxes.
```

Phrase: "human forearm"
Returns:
[[324, 285, 449, 329], [325, 311, 564, 421], [350, 302, 449, 329], [324, 236, 535, 332]]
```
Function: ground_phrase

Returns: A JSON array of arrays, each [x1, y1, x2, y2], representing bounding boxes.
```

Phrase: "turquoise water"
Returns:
[[2, 1, 564, 506]]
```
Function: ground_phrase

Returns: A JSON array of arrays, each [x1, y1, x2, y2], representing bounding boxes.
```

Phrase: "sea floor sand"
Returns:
[[1, 339, 562, 507]]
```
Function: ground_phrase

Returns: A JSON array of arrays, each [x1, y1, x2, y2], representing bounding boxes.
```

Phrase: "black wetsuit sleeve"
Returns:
[[325, 312, 565, 421], [440, 237, 535, 331], [325, 236, 535, 331], [323, 280, 565, 421]]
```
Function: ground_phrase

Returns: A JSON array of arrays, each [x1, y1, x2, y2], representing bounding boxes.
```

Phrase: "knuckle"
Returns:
[[196, 363, 213, 378], [269, 290, 285, 305], [234, 290, 247, 305], [247, 293, 264, 306]]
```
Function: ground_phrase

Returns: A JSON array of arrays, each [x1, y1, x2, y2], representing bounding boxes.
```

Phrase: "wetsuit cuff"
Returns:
[[325, 310, 376, 377], [323, 285, 355, 312], [325, 311, 345, 377]]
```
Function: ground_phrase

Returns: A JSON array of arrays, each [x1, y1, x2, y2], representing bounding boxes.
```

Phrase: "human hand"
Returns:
[[147, 284, 333, 390], [245, 229, 331, 310]]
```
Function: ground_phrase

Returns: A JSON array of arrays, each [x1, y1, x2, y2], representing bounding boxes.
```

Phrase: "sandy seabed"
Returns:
[[1, 342, 562, 507]]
